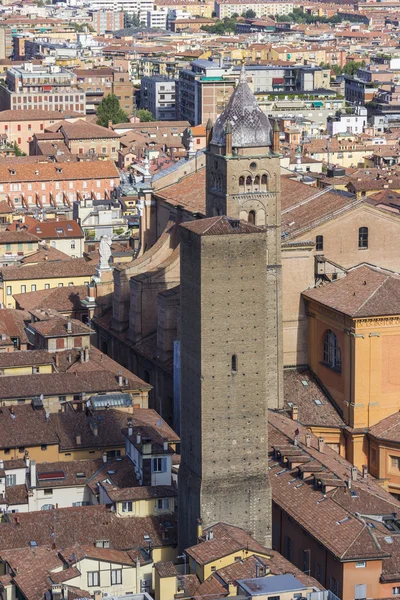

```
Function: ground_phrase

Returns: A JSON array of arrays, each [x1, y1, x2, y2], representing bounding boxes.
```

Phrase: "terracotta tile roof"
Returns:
[[0, 505, 177, 551], [20, 247, 71, 264], [14, 285, 89, 312], [269, 411, 400, 561], [49, 567, 81, 584], [0, 309, 29, 344], [102, 483, 176, 502], [302, 265, 400, 318], [0, 110, 85, 122], [0, 371, 145, 406], [86, 456, 138, 496], [59, 544, 137, 566], [181, 216, 263, 236], [283, 369, 345, 428], [0, 405, 59, 450], [0, 257, 96, 281], [186, 523, 268, 566], [0, 231, 40, 244], [154, 560, 178, 578], [28, 315, 93, 337], [369, 412, 400, 442], [0, 201, 12, 214], [194, 575, 228, 600], [35, 459, 103, 489], [24, 219, 83, 240], [154, 168, 206, 214], [0, 349, 53, 368], [49, 120, 120, 140], [5, 484, 27, 506], [0, 160, 119, 183]]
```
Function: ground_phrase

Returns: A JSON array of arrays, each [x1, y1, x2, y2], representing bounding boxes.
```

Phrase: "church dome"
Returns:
[[211, 66, 272, 148]]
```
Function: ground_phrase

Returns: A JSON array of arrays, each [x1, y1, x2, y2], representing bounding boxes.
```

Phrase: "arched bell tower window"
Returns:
[[248, 210, 256, 225], [253, 175, 260, 191], [231, 354, 237, 374], [239, 176, 245, 191], [246, 176, 252, 191], [261, 174, 268, 191]]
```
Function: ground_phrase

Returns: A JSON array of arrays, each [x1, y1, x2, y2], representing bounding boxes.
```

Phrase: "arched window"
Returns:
[[41, 504, 55, 511], [316, 235, 323, 251], [248, 210, 256, 225], [261, 174, 268, 190], [239, 176, 245, 190], [246, 175, 252, 191], [253, 175, 260, 191], [231, 354, 237, 374], [358, 227, 368, 249], [323, 330, 341, 372]]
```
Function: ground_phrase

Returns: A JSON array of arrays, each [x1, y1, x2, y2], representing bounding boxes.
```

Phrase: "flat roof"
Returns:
[[238, 574, 307, 596]]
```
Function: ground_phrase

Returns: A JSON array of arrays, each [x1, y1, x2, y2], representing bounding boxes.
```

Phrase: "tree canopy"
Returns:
[[96, 94, 129, 127], [137, 109, 155, 122]]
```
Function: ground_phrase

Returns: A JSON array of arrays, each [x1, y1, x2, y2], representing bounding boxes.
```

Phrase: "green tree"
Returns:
[[342, 60, 365, 76], [242, 9, 256, 18], [123, 12, 141, 28], [137, 109, 155, 122], [96, 94, 129, 127], [13, 142, 26, 157]]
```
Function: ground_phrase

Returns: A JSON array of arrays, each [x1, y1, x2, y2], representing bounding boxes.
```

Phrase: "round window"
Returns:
[[250, 162, 257, 170]]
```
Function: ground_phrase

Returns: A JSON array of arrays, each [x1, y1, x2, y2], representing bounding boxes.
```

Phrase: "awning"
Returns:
[[312, 101, 324, 107]]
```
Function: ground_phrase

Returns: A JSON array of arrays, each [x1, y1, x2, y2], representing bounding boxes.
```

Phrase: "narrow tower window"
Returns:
[[261, 174, 268, 191], [358, 227, 368, 249], [316, 235, 323, 251], [239, 176, 245, 191], [231, 354, 237, 374], [248, 210, 256, 225]]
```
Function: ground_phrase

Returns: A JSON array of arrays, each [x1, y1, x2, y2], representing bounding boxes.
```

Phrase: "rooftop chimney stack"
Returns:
[[291, 405, 298, 421], [30, 460, 37, 488], [127, 418, 133, 436], [306, 431, 312, 448], [136, 433, 141, 445], [117, 371, 123, 386], [318, 437, 324, 453], [66, 318, 72, 334], [351, 466, 358, 481], [272, 119, 280, 154], [102, 452, 107, 463], [362, 464, 368, 478]]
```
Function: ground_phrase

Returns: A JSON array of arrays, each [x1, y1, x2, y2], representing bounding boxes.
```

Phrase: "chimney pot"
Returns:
[[351, 466, 358, 481], [136, 433, 141, 444], [75, 433, 81, 445], [102, 452, 107, 463], [291, 405, 298, 421], [318, 437, 324, 453], [362, 464, 368, 478], [306, 431, 312, 448]]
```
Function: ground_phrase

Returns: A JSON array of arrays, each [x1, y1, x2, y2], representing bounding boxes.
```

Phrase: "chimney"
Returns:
[[90, 421, 98, 436], [362, 464, 368, 478], [351, 466, 358, 481], [89, 284, 96, 299], [66, 318, 72, 334], [136, 433, 141, 444], [206, 118, 213, 149], [272, 119, 280, 153], [54, 353, 59, 368], [291, 405, 298, 421], [163, 441, 168, 451], [80, 349, 84, 363], [75, 433, 81, 445], [30, 460, 36, 488], [318, 437, 324, 453], [117, 371, 123, 386], [306, 431, 312, 447], [108, 120, 113, 129], [127, 418, 133, 436], [24, 452, 30, 469], [225, 121, 232, 156], [84, 347, 89, 362]]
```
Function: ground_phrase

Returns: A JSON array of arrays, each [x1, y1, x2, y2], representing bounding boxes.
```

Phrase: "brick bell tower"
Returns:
[[178, 67, 283, 552]]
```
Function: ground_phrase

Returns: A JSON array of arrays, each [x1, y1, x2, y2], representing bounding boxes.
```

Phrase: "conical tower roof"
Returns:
[[211, 65, 272, 148]]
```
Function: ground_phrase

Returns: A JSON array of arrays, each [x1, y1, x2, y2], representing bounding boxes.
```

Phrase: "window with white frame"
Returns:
[[392, 587, 400, 595], [5, 474, 16, 486], [122, 501, 133, 512], [156, 498, 169, 510], [152, 457, 167, 473], [111, 569, 122, 585], [356, 561, 366, 568], [87, 572, 100, 587]]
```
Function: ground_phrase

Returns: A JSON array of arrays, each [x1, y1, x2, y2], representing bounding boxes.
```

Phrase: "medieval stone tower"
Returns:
[[179, 70, 282, 550], [178, 67, 283, 551]]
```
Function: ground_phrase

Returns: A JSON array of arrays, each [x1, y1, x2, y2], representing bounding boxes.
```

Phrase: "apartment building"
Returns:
[[72, 68, 134, 116], [0, 109, 85, 155], [91, 10, 125, 34], [88, 0, 154, 24], [176, 59, 236, 125], [0, 159, 119, 214], [140, 77, 176, 121], [0, 63, 85, 113], [215, 0, 294, 18]]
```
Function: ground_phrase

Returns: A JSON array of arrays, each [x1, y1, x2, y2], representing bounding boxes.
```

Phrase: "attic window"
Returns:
[[36, 227, 41, 233], [56, 168, 62, 173], [314, 399, 323, 406], [76, 472, 86, 479], [37, 471, 65, 481], [9, 169, 16, 175], [301, 380, 308, 386]]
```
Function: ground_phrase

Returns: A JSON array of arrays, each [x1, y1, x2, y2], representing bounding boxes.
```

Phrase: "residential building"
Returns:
[[327, 106, 368, 136], [215, 0, 294, 18], [0, 230, 40, 266], [8, 217, 84, 258], [176, 60, 236, 126], [147, 8, 169, 28], [0, 63, 85, 113], [73, 197, 128, 243], [0, 109, 85, 155], [73, 67, 134, 116], [0, 159, 119, 214], [140, 77, 176, 121], [30, 120, 121, 162], [0, 258, 97, 308], [92, 10, 125, 34]]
